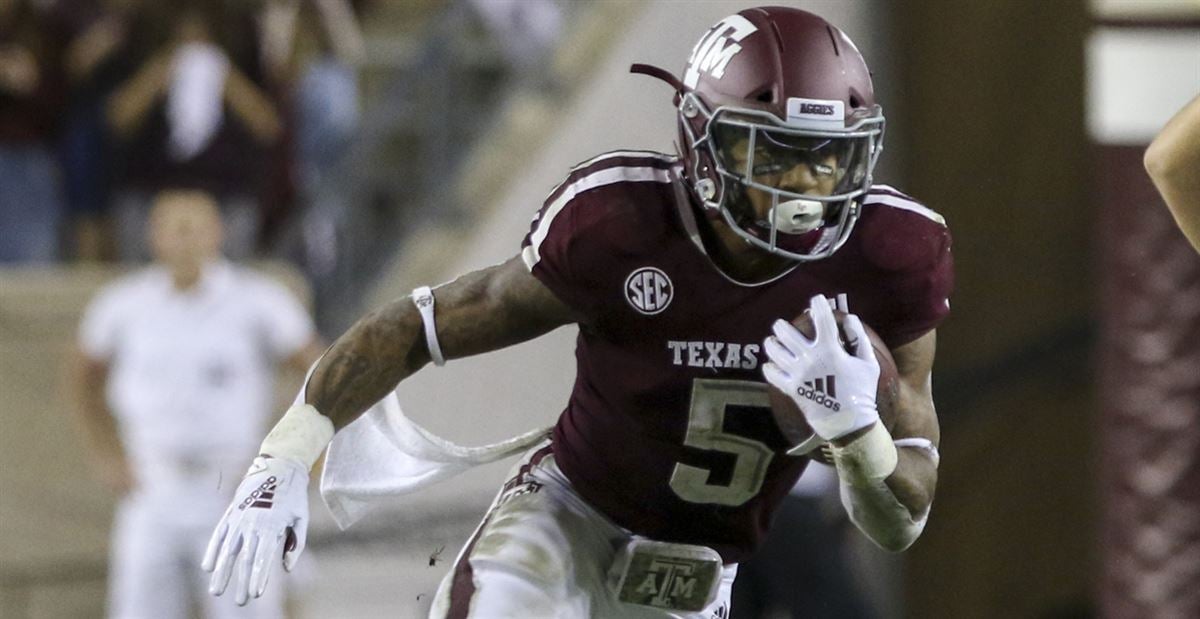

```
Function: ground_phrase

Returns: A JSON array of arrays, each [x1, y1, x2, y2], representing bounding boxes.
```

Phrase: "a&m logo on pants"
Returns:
[[638, 559, 701, 608], [612, 540, 721, 612]]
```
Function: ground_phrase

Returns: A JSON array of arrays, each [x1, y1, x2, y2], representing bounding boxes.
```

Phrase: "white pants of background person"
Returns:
[[429, 441, 737, 618], [108, 452, 284, 619]]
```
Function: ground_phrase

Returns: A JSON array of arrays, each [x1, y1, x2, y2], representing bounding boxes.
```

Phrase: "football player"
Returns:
[[1145, 94, 1200, 253], [203, 7, 953, 617]]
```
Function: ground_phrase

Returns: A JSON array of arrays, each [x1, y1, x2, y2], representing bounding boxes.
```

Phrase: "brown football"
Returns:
[[767, 309, 900, 464]]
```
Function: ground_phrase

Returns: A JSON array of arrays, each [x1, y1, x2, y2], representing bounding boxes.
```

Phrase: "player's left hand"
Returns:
[[762, 295, 881, 441], [202, 455, 310, 606]]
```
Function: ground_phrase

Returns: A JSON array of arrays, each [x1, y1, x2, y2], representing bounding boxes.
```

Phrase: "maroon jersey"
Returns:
[[520, 151, 953, 562]]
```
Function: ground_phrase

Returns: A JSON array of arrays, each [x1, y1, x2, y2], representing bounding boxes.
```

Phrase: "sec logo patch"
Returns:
[[625, 267, 673, 315]]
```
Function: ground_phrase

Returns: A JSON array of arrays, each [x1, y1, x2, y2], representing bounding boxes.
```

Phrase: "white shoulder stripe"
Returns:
[[571, 150, 675, 171], [863, 190, 946, 226], [538, 151, 675, 204], [522, 166, 673, 269]]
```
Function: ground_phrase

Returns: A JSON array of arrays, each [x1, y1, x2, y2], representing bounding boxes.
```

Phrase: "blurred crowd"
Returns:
[[0, 0, 366, 265]]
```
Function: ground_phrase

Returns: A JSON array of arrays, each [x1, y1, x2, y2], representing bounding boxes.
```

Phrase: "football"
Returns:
[[767, 309, 900, 464]]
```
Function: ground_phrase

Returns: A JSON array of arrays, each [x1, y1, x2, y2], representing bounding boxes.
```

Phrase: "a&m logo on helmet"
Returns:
[[626, 267, 673, 315], [683, 14, 758, 89]]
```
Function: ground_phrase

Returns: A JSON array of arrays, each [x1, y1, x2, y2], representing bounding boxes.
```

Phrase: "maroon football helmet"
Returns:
[[633, 7, 885, 261]]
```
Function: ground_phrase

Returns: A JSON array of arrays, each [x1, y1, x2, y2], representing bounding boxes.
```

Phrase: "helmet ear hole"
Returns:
[[753, 88, 775, 104], [849, 94, 861, 108]]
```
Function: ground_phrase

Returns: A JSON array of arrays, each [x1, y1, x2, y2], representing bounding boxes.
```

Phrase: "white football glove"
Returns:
[[762, 295, 881, 441], [202, 456, 310, 606]]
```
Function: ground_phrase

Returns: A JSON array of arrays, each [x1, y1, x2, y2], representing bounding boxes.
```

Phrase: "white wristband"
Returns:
[[412, 286, 445, 366], [894, 437, 940, 468], [260, 404, 335, 469], [831, 422, 899, 486]]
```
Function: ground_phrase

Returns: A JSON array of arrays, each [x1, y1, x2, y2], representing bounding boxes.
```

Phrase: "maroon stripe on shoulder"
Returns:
[[446, 444, 555, 618]]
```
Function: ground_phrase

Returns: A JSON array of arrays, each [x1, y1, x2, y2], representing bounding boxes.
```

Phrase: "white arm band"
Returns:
[[412, 286, 446, 366], [894, 437, 941, 468], [260, 403, 335, 469]]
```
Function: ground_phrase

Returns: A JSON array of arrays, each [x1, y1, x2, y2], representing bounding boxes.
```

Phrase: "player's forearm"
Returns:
[[1146, 95, 1200, 251], [1146, 95, 1200, 183], [884, 448, 936, 517], [288, 257, 573, 440], [305, 299, 431, 431], [831, 420, 937, 552], [841, 447, 936, 550], [836, 336, 941, 550]]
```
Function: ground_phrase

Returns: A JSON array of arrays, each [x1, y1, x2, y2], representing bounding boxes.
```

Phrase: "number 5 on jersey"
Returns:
[[669, 379, 775, 506]]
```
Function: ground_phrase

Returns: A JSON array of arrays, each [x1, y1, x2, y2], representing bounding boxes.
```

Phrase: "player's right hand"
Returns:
[[762, 295, 882, 441], [202, 455, 310, 606]]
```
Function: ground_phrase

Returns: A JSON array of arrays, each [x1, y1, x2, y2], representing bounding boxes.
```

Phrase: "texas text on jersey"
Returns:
[[521, 150, 953, 563]]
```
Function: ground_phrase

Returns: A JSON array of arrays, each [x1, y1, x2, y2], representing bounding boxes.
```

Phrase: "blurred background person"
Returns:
[[71, 189, 323, 618], [0, 0, 66, 263], [258, 0, 365, 284], [467, 0, 562, 80], [106, 0, 281, 262], [56, 0, 135, 262], [1145, 94, 1200, 254]]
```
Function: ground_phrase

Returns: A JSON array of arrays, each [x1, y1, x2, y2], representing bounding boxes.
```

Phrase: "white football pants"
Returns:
[[107, 459, 285, 619], [429, 441, 736, 618]]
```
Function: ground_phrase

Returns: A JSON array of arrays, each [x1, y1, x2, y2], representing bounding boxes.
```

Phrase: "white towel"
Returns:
[[319, 390, 551, 529], [167, 42, 230, 161]]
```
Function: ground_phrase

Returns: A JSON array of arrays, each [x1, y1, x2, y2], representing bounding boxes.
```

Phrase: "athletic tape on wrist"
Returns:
[[259, 404, 335, 468], [831, 422, 898, 486], [412, 286, 445, 366]]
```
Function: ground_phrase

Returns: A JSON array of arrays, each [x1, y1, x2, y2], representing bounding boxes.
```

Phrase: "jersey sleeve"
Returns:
[[519, 175, 601, 321], [519, 152, 681, 323], [882, 225, 953, 348], [853, 187, 956, 349], [78, 284, 127, 360], [255, 279, 316, 360]]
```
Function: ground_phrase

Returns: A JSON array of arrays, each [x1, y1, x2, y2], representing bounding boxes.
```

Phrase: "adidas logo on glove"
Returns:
[[795, 375, 840, 411], [237, 476, 278, 510]]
